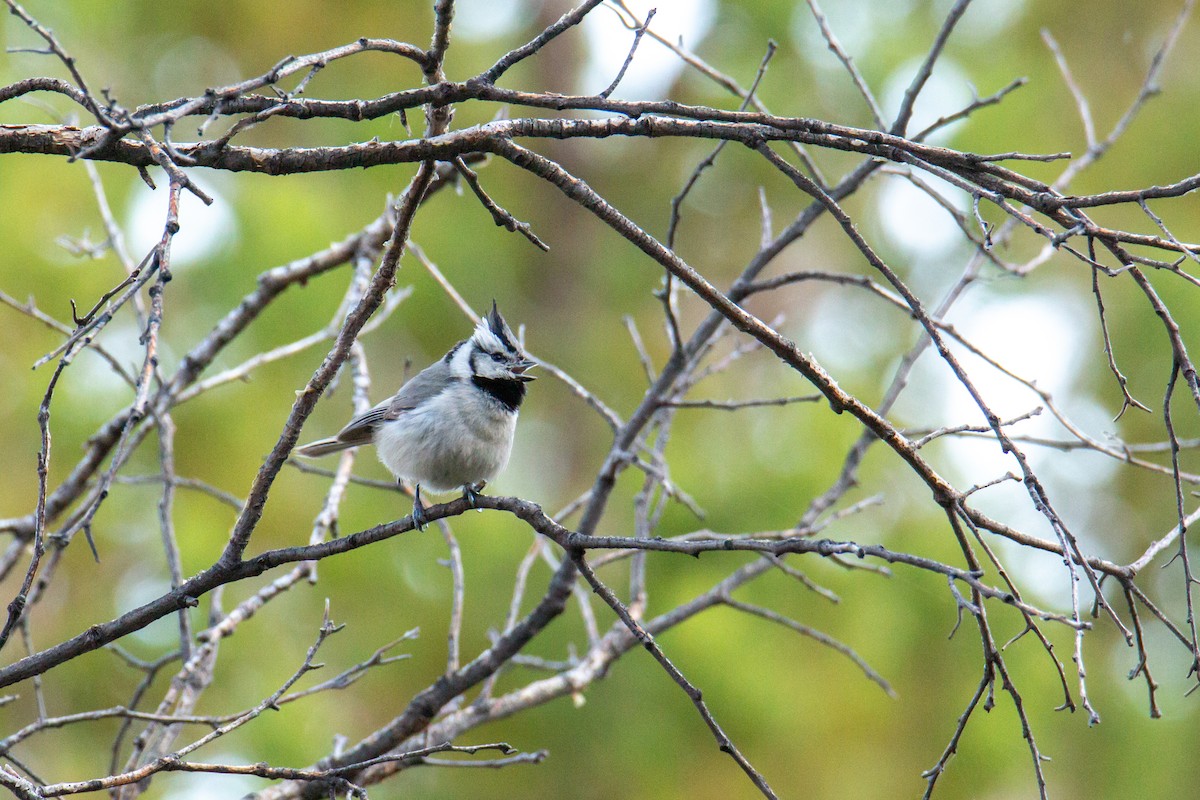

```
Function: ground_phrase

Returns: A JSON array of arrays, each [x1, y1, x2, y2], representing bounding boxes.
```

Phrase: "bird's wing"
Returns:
[[327, 400, 391, 448], [295, 397, 389, 457], [383, 357, 455, 419], [302, 358, 456, 454]]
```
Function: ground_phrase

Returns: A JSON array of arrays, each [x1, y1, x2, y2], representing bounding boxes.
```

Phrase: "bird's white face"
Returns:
[[456, 306, 536, 384]]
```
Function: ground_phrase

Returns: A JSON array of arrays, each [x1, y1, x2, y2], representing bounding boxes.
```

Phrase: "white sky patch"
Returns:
[[792, 0, 918, 72], [925, 290, 1093, 486], [164, 769, 259, 800], [936, 0, 1028, 42], [453, 0, 526, 43], [877, 172, 966, 259], [984, 448, 1133, 610], [580, 0, 716, 99], [902, 290, 1080, 496], [67, 317, 147, 403], [881, 56, 973, 140], [126, 177, 237, 268], [941, 289, 1091, 427], [149, 36, 242, 100], [114, 566, 186, 648], [916, 289, 1126, 608], [804, 287, 900, 377]]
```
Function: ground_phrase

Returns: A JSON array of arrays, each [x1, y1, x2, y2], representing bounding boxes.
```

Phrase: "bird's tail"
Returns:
[[294, 437, 357, 458]]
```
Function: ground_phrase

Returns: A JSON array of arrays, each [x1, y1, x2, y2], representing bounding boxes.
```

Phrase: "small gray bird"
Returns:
[[296, 302, 535, 529]]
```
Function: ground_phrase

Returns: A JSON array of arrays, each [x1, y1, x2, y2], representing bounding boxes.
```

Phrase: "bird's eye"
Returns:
[[489, 352, 504, 362]]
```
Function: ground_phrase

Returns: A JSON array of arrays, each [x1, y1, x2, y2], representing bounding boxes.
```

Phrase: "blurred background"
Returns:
[[2, 0, 1200, 797]]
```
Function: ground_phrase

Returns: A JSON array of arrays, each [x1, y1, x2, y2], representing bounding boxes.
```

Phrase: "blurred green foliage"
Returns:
[[2, 1, 1200, 798]]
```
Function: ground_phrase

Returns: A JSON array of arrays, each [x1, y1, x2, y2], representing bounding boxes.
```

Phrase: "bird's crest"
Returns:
[[473, 300, 521, 355]]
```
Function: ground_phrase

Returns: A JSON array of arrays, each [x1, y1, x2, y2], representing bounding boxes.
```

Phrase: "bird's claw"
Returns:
[[463, 481, 486, 512], [411, 483, 428, 531]]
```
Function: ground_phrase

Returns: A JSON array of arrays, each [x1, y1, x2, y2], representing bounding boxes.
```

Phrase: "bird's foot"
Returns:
[[410, 483, 428, 531], [463, 481, 487, 511]]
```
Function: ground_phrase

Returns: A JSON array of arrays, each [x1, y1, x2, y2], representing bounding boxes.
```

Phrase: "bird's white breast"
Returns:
[[373, 381, 518, 493]]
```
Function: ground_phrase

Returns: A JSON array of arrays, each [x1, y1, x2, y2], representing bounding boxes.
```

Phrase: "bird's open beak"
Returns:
[[513, 359, 537, 382]]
